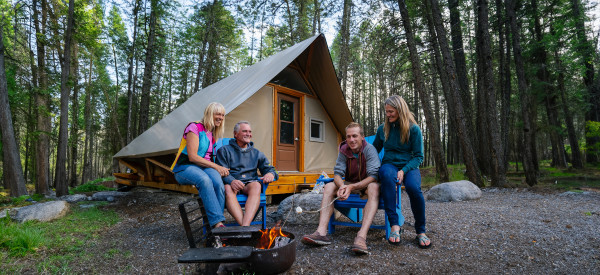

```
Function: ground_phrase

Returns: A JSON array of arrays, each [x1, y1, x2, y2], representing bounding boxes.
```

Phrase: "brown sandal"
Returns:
[[351, 236, 369, 255]]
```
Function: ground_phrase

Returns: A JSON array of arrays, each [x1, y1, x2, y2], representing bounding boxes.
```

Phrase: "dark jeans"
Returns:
[[379, 163, 426, 234]]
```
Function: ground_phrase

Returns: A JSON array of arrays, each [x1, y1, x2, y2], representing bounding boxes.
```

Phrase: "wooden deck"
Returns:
[[114, 159, 332, 196]]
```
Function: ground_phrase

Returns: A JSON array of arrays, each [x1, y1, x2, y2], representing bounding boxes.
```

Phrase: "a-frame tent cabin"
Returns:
[[113, 34, 353, 195]]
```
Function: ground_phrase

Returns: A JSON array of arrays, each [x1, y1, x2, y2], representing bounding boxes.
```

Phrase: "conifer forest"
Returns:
[[1, 0, 599, 197]]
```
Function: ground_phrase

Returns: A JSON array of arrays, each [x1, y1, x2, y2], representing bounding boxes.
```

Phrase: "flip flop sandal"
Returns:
[[416, 234, 432, 249], [388, 230, 402, 246], [351, 236, 369, 255]]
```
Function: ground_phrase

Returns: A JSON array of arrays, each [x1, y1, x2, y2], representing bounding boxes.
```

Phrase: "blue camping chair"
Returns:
[[326, 135, 404, 239], [214, 138, 269, 229]]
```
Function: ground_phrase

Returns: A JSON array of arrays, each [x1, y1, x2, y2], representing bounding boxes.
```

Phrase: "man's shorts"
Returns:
[[344, 181, 379, 200]]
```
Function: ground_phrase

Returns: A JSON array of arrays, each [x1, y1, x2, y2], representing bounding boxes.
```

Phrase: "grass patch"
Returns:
[[69, 179, 116, 195], [421, 164, 468, 188], [0, 219, 45, 256], [0, 205, 119, 273], [548, 172, 577, 177], [0, 194, 49, 212]]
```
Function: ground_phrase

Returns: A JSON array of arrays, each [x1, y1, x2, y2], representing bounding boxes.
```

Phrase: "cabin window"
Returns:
[[310, 118, 324, 142]]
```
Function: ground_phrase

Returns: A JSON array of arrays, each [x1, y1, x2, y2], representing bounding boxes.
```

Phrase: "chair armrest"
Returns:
[[256, 178, 270, 193]]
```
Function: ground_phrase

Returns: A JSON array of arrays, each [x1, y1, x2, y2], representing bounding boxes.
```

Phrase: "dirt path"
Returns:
[[68, 187, 600, 274]]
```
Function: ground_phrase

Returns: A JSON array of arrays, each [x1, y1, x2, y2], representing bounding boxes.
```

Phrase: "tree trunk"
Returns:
[[428, 0, 483, 186], [506, 0, 538, 185], [138, 0, 158, 135], [448, 0, 475, 146], [398, 0, 449, 182], [126, 0, 140, 143], [284, 0, 295, 44], [571, 0, 599, 163], [192, 39, 208, 94], [476, 0, 507, 186], [312, 0, 321, 35], [338, 0, 352, 97], [33, 0, 50, 195], [553, 39, 584, 168], [1, 21, 28, 197], [192, 1, 214, 94], [297, 0, 309, 40], [69, 43, 79, 187], [424, 2, 457, 168], [54, 0, 75, 196], [26, 13, 39, 186], [81, 58, 93, 185], [496, 0, 512, 168], [531, 0, 566, 168]]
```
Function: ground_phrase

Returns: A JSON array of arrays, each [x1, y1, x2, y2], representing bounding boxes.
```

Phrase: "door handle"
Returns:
[[295, 138, 299, 141]]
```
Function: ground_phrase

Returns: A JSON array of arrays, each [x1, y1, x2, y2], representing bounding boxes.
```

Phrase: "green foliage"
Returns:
[[69, 183, 113, 194], [0, 194, 46, 210], [69, 177, 116, 194], [0, 222, 45, 257], [421, 165, 468, 188], [0, 206, 119, 272], [548, 172, 577, 177]]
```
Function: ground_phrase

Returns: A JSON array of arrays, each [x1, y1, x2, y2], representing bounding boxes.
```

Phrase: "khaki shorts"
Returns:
[[344, 181, 379, 200]]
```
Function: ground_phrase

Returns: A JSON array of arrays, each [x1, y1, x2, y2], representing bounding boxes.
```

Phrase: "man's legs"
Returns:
[[224, 181, 262, 226], [356, 182, 380, 239], [241, 181, 262, 226], [302, 181, 338, 246], [224, 184, 243, 225], [315, 182, 339, 235]]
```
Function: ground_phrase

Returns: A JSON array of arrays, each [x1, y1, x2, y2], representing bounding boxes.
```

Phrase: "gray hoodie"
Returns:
[[334, 139, 380, 182], [216, 139, 278, 184]]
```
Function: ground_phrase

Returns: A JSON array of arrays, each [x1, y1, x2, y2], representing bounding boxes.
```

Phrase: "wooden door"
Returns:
[[276, 93, 299, 171]]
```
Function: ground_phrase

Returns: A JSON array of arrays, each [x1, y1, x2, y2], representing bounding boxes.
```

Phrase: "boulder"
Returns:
[[92, 191, 130, 201], [60, 194, 89, 203], [0, 207, 20, 219], [11, 201, 70, 222], [276, 193, 325, 224], [426, 180, 482, 202]]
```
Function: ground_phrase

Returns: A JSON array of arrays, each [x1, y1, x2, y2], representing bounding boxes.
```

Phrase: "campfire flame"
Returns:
[[256, 226, 289, 249]]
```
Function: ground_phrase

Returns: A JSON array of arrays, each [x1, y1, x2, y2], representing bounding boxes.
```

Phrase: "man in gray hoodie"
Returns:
[[301, 122, 381, 255], [216, 121, 278, 226]]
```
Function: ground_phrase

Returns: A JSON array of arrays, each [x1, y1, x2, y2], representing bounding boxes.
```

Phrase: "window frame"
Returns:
[[309, 118, 325, 143]]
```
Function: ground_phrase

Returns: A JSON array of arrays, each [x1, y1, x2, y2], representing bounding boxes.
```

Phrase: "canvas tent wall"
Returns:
[[113, 34, 352, 195]]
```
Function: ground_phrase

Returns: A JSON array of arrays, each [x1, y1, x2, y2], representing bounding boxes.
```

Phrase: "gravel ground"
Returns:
[[68, 187, 600, 274]]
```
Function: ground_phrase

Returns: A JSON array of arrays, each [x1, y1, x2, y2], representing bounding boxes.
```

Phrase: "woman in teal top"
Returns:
[[373, 95, 431, 248]]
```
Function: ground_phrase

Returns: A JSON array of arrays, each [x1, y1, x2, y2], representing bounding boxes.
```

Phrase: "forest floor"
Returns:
[[49, 181, 600, 275]]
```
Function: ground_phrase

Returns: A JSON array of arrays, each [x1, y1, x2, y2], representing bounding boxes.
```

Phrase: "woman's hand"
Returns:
[[215, 165, 230, 177], [397, 170, 404, 185]]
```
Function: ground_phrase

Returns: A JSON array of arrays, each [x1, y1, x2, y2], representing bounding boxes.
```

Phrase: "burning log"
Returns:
[[273, 236, 291, 248], [255, 225, 290, 250]]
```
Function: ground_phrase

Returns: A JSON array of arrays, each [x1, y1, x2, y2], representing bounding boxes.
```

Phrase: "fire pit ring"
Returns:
[[248, 231, 297, 274]]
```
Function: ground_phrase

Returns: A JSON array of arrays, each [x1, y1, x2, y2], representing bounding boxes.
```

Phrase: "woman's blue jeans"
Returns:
[[175, 165, 225, 227], [379, 163, 426, 234]]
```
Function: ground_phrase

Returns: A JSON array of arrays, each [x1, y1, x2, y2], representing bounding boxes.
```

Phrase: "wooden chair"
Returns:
[[214, 138, 269, 229], [177, 198, 259, 274], [326, 135, 404, 239]]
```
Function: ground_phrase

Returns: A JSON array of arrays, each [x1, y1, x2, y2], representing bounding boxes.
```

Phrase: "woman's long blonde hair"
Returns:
[[384, 95, 416, 143], [201, 102, 226, 140]]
